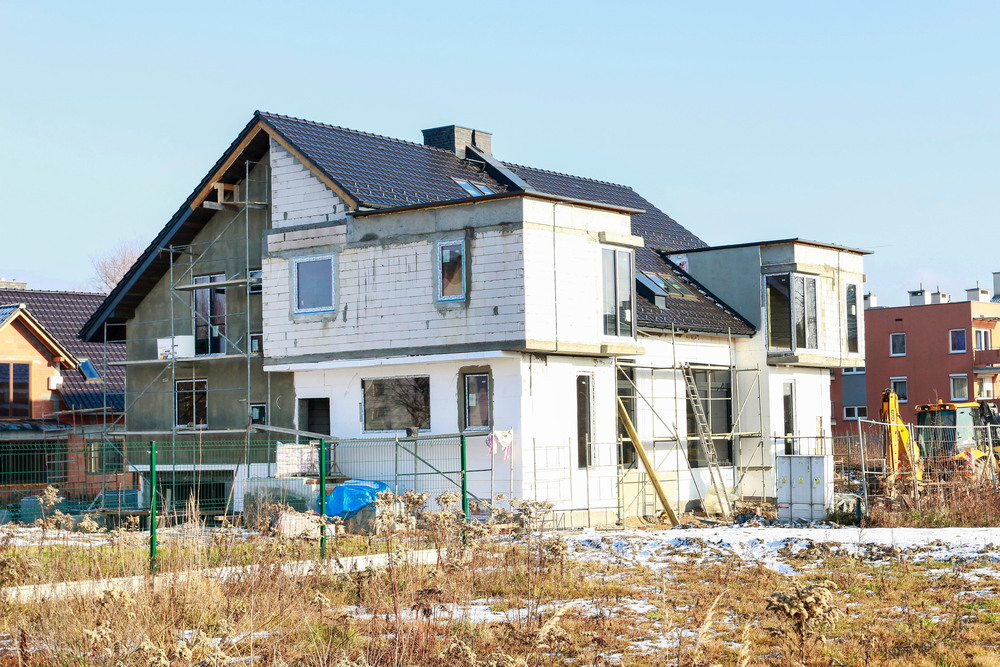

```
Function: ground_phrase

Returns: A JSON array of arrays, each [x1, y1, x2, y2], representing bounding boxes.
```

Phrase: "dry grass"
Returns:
[[3, 494, 1000, 665]]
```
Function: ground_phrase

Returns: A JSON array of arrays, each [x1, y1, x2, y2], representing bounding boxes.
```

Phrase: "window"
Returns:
[[363, 377, 430, 431], [890, 333, 906, 356], [249, 332, 263, 355], [766, 274, 817, 351], [463, 373, 490, 431], [844, 406, 868, 420], [782, 381, 795, 454], [79, 359, 102, 383], [248, 269, 262, 295], [842, 366, 865, 375], [950, 328, 967, 353], [602, 249, 634, 337], [454, 179, 494, 196], [86, 439, 124, 474], [294, 256, 335, 313], [686, 368, 733, 467], [975, 329, 992, 351], [175, 379, 207, 427], [436, 240, 466, 301], [616, 363, 637, 467], [950, 374, 969, 401], [0, 363, 30, 418], [891, 377, 908, 403], [194, 273, 226, 355], [978, 376, 995, 399], [250, 403, 267, 425], [846, 284, 859, 353], [577, 375, 593, 468]]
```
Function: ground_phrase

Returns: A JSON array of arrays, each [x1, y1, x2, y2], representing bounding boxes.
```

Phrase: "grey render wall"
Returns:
[[124, 159, 294, 435], [671, 246, 763, 328]]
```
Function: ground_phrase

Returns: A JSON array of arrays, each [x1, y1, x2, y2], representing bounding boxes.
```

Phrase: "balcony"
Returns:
[[974, 348, 1000, 373]]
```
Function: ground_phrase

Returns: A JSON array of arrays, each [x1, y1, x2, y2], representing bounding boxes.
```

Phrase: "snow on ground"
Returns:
[[564, 525, 1000, 575]]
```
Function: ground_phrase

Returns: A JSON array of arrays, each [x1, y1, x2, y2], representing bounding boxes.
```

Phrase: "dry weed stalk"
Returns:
[[767, 579, 844, 664]]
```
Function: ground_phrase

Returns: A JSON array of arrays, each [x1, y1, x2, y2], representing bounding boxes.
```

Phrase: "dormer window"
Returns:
[[454, 179, 494, 197]]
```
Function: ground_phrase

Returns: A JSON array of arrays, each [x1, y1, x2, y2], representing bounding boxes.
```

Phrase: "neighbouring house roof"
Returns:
[[673, 237, 871, 256], [81, 111, 744, 342], [633, 249, 755, 336], [0, 290, 124, 411]]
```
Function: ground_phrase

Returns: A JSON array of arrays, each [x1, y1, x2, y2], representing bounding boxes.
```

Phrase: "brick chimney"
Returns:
[[931, 288, 950, 304], [422, 125, 492, 158]]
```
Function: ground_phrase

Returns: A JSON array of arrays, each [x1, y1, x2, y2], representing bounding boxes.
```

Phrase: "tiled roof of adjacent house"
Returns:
[[633, 248, 755, 335], [0, 290, 124, 411], [0, 304, 19, 329]]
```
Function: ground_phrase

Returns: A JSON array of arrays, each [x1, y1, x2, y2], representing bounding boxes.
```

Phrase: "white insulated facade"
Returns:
[[261, 145, 642, 523]]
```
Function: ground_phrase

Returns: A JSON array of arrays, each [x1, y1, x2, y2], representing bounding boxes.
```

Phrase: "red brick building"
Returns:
[[851, 286, 1000, 427]]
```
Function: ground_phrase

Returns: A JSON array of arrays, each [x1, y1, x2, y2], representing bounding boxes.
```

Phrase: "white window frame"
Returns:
[[248, 268, 263, 295], [842, 366, 865, 375], [950, 374, 969, 401], [435, 239, 466, 302], [250, 403, 267, 425], [890, 376, 908, 403], [950, 328, 968, 354], [293, 255, 337, 314], [602, 247, 635, 338], [890, 332, 906, 357], [764, 272, 819, 352], [977, 376, 995, 399], [975, 328, 991, 351], [843, 405, 868, 421]]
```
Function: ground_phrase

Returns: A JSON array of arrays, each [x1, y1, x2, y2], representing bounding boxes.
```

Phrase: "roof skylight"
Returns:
[[79, 359, 102, 383], [454, 179, 495, 197]]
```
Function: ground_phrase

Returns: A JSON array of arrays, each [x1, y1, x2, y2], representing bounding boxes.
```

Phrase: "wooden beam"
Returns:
[[190, 120, 266, 211], [617, 397, 679, 526]]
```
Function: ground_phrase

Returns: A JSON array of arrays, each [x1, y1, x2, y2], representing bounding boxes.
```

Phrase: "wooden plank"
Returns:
[[189, 120, 266, 210], [617, 397, 679, 526]]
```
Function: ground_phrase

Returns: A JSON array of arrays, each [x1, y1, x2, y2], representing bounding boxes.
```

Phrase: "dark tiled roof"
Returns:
[[259, 113, 511, 208], [633, 248, 755, 336], [503, 164, 706, 251], [0, 290, 124, 411]]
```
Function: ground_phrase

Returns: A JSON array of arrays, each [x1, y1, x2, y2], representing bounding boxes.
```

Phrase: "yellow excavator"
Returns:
[[881, 389, 1000, 485]]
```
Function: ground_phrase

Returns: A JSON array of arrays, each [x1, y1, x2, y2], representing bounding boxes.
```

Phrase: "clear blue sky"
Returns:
[[1, 1, 996, 306]]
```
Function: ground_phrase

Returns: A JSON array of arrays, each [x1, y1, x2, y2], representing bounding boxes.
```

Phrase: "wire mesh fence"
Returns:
[[0, 432, 504, 583]]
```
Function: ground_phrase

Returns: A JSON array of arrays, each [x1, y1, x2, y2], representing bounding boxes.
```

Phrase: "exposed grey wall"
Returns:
[[673, 246, 763, 328]]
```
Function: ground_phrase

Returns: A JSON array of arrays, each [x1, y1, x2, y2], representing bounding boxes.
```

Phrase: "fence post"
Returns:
[[149, 440, 157, 575], [461, 434, 469, 519], [319, 438, 327, 560]]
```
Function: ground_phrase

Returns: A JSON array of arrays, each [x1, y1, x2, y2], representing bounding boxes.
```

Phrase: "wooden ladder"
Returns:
[[682, 363, 733, 521]]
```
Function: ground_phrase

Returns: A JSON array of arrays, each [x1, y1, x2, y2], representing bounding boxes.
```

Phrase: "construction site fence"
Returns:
[[0, 433, 510, 529]]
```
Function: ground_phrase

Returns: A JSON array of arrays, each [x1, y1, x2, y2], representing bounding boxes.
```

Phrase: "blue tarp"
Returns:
[[318, 479, 391, 519]]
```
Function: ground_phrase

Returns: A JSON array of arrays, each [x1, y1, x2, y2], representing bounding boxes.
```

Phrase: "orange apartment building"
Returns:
[[0, 284, 127, 517], [832, 281, 1000, 434]]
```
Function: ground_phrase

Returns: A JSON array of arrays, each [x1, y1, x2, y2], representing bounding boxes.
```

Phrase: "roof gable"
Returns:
[[0, 303, 80, 367]]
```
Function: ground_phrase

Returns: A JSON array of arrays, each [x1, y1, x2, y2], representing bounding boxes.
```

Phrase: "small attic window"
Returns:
[[79, 359, 102, 383], [454, 179, 494, 197], [642, 272, 692, 298], [637, 272, 668, 299]]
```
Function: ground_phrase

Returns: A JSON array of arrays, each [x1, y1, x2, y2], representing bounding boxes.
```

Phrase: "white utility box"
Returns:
[[776, 455, 834, 523], [157, 335, 195, 360]]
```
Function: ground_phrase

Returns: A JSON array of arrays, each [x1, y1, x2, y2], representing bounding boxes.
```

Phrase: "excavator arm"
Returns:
[[881, 389, 922, 484]]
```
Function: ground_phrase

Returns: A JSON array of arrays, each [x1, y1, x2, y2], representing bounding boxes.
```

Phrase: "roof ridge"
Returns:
[[0, 288, 105, 297], [502, 160, 635, 191], [257, 111, 460, 157]]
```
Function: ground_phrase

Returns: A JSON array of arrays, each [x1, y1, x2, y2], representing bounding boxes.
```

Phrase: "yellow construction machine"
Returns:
[[881, 389, 1000, 486]]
